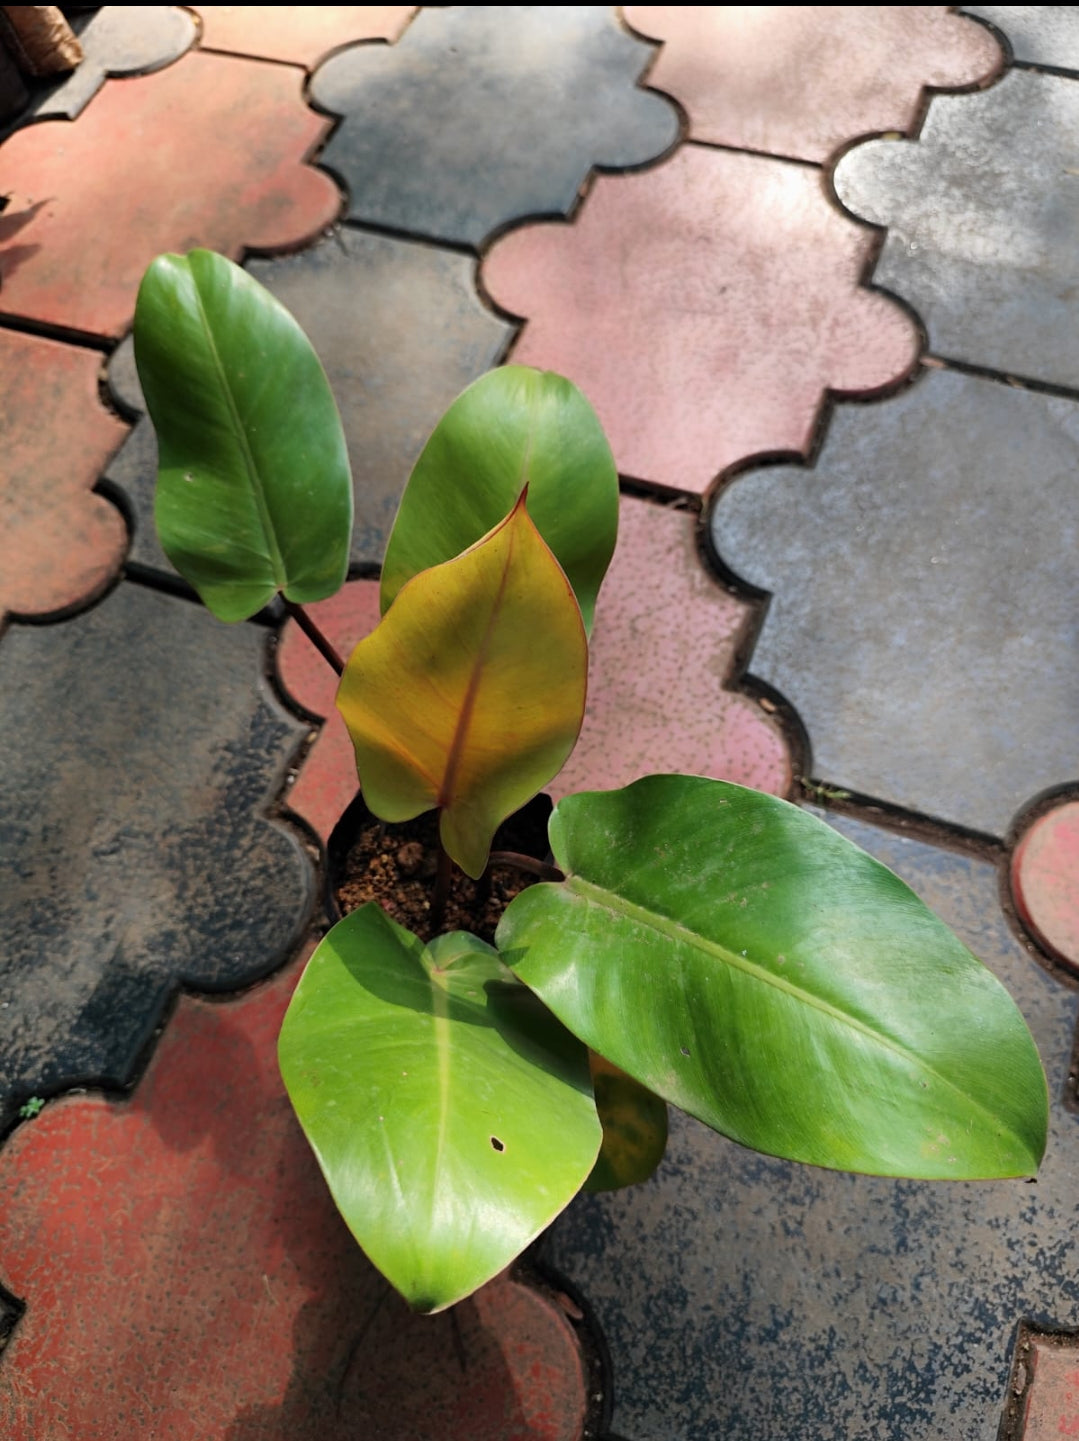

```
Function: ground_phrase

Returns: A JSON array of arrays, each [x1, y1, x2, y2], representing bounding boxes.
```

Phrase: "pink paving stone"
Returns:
[[276, 495, 791, 845], [483, 146, 919, 495], [623, 6, 1002, 164], [0, 50, 340, 339], [0, 330, 127, 620], [1008, 1332, 1079, 1440], [194, 5, 416, 67], [1011, 803, 1079, 974], [0, 951, 590, 1440]]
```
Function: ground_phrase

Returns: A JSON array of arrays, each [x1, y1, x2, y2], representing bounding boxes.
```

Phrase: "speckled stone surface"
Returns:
[[0, 50, 339, 338], [709, 367, 1079, 839], [625, 6, 1001, 162], [485, 144, 918, 494], [543, 813, 1078, 1441], [1012, 804, 1079, 974], [309, 5, 679, 247], [194, 4, 416, 66], [834, 68, 1079, 389], [0, 582, 313, 1126], [0, 329, 127, 621], [964, 7, 1079, 73], [0, 953, 591, 1441], [108, 229, 510, 578]]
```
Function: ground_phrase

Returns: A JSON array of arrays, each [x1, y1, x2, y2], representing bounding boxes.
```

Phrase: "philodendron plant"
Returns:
[[134, 249, 1049, 1314]]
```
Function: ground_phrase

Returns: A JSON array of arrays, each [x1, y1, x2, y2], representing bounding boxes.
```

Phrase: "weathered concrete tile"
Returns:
[[309, 6, 679, 247], [708, 367, 1079, 839], [484, 145, 918, 493], [276, 495, 791, 845], [964, 7, 1079, 74], [625, 6, 1001, 163], [0, 954, 591, 1440], [0, 330, 128, 620], [0, 582, 313, 1125], [30, 5, 196, 121], [1012, 803, 1079, 975], [195, 4, 416, 67], [0, 50, 339, 339], [543, 814, 1079, 1441], [834, 69, 1079, 389], [107, 228, 511, 579]]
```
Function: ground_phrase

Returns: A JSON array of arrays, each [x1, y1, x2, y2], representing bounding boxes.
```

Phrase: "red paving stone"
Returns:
[[0, 951, 590, 1440], [0, 330, 127, 620], [1012, 803, 1079, 975], [624, 6, 1001, 164], [194, 5, 416, 67], [483, 145, 919, 495], [276, 495, 791, 845], [1006, 1330, 1079, 1440], [0, 50, 339, 339]]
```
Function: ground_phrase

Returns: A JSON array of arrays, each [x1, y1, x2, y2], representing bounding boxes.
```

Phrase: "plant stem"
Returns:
[[429, 840, 454, 933], [284, 600, 345, 677], [488, 851, 564, 882]]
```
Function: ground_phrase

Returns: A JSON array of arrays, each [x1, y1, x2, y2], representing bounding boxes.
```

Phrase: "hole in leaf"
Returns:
[[680, 1046, 690, 1057], [490, 1136, 505, 1152]]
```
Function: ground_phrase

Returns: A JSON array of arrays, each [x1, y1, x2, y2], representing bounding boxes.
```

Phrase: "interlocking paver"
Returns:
[[107, 228, 511, 579], [625, 6, 1001, 163], [308, 5, 679, 247], [1001, 1327, 1079, 1441], [708, 366, 1079, 839], [0, 329, 127, 620], [0, 50, 339, 338], [544, 813, 1079, 1441], [484, 145, 918, 494], [0, 582, 313, 1125], [194, 4, 416, 66], [834, 68, 1079, 389], [1012, 804, 1079, 975], [0, 954, 590, 1440], [964, 7, 1079, 74]]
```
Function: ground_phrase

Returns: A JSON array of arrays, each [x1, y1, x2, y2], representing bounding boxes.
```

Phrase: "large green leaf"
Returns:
[[586, 1053, 668, 1192], [497, 776, 1049, 1180], [380, 366, 618, 634], [279, 904, 601, 1312], [134, 249, 353, 622]]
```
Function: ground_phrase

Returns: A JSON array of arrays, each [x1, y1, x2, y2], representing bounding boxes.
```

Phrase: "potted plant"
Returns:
[[133, 248, 1049, 1315]]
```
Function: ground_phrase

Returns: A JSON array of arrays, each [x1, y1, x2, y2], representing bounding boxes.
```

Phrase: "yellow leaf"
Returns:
[[337, 493, 587, 878]]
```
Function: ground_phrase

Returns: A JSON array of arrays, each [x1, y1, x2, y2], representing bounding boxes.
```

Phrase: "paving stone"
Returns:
[[194, 4, 416, 67], [484, 145, 918, 494], [107, 228, 510, 579], [0, 581, 313, 1125], [1001, 1326, 1079, 1440], [29, 6, 196, 122], [276, 495, 791, 846], [964, 7, 1079, 74], [0, 50, 340, 339], [0, 329, 127, 621], [0, 953, 591, 1440], [542, 813, 1079, 1441], [834, 68, 1079, 390], [708, 366, 1079, 839], [1012, 804, 1079, 974], [624, 6, 1001, 163], [308, 6, 679, 248]]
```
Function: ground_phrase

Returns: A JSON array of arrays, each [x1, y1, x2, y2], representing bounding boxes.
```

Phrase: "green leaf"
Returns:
[[134, 249, 353, 622], [380, 366, 618, 634], [586, 1054, 668, 1192], [497, 776, 1049, 1180], [337, 493, 588, 878], [278, 904, 601, 1312]]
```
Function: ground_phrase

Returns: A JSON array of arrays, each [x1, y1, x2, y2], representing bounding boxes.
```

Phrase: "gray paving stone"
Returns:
[[0, 581, 313, 1125], [964, 7, 1079, 73], [34, 6, 196, 121], [106, 227, 512, 578], [834, 68, 1079, 389], [707, 367, 1079, 839], [544, 813, 1078, 1441], [308, 5, 679, 247]]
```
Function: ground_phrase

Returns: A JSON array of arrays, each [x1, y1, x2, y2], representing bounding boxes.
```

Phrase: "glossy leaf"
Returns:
[[337, 493, 588, 878], [380, 366, 618, 634], [278, 904, 601, 1312], [585, 1054, 668, 1192], [134, 249, 352, 622], [497, 776, 1049, 1180]]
